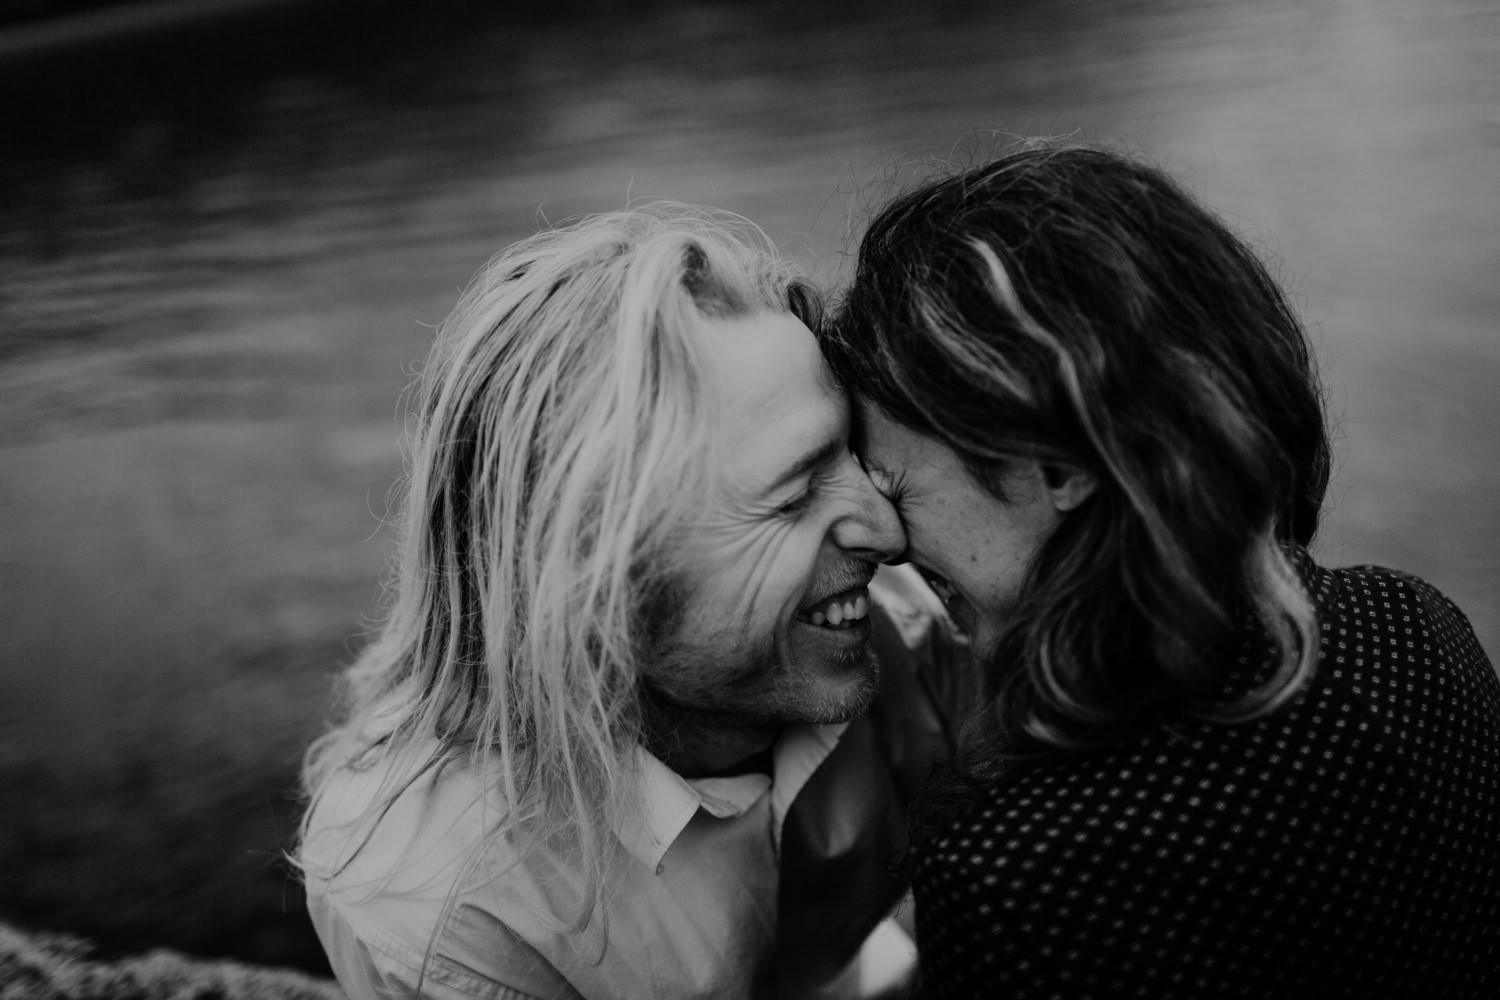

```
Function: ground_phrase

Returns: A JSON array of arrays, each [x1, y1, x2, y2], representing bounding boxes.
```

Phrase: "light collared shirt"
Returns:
[[304, 567, 946, 1000], [305, 726, 868, 999]]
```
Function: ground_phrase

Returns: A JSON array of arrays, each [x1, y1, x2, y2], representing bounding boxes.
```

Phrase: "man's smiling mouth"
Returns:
[[795, 585, 871, 629]]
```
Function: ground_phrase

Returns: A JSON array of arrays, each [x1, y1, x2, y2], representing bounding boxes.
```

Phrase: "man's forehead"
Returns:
[[700, 311, 820, 390], [697, 312, 847, 492]]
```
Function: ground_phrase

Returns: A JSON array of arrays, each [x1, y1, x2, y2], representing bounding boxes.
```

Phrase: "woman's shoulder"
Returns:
[[1313, 560, 1472, 632], [1309, 559, 1493, 681]]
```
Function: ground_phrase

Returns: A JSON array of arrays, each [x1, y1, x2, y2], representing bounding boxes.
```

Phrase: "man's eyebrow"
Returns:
[[761, 436, 844, 497]]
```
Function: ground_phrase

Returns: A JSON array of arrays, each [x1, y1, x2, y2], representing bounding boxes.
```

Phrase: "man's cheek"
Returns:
[[734, 526, 812, 609]]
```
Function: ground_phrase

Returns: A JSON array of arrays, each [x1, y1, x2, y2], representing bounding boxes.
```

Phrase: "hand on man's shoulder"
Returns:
[[868, 563, 976, 753]]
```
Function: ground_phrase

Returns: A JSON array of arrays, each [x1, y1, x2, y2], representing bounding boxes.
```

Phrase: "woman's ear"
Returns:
[[1041, 463, 1096, 512]]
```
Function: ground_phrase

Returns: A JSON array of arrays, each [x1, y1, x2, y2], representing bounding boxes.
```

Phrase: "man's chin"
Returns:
[[793, 647, 882, 725]]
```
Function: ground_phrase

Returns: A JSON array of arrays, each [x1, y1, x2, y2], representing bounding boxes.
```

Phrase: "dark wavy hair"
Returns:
[[824, 142, 1331, 763]]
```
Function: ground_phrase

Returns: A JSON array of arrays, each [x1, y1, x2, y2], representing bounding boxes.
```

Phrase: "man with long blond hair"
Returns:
[[296, 205, 951, 998]]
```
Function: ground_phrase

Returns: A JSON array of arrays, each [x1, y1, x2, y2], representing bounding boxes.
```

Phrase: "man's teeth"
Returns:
[[806, 593, 869, 629]]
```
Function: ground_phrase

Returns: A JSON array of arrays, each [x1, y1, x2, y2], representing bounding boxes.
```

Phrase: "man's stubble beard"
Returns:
[[636, 571, 883, 735], [784, 644, 881, 725]]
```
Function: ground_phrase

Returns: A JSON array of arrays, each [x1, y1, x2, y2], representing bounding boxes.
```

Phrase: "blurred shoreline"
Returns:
[[0, 919, 341, 999]]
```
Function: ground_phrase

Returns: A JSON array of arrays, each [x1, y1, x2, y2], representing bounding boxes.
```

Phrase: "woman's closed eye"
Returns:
[[866, 464, 909, 510]]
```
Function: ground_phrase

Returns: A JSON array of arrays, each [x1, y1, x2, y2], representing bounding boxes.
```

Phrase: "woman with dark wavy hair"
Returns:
[[824, 143, 1500, 998]]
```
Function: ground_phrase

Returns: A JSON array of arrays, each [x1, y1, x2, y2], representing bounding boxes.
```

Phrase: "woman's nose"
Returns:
[[832, 461, 907, 562]]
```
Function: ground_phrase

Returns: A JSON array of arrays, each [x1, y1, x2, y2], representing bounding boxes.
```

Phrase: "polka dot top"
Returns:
[[913, 562, 1500, 999]]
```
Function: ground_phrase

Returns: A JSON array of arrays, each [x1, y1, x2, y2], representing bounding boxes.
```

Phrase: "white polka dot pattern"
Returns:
[[913, 563, 1500, 998]]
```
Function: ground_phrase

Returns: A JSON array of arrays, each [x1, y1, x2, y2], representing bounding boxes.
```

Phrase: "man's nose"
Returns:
[[832, 465, 907, 562]]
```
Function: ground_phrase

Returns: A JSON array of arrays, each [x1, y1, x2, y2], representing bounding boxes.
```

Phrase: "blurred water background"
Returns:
[[1, 0, 1496, 976]]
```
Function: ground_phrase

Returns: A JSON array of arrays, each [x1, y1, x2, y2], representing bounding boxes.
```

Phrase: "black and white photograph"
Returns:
[[2, 0, 1497, 997]]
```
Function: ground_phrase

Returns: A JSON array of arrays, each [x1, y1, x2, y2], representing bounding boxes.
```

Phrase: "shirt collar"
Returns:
[[613, 721, 849, 874]]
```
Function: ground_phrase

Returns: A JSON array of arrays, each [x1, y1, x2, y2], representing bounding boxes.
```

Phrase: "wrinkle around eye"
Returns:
[[862, 462, 906, 507], [697, 501, 804, 551]]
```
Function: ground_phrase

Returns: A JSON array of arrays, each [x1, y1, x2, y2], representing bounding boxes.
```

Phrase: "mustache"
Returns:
[[800, 559, 879, 610]]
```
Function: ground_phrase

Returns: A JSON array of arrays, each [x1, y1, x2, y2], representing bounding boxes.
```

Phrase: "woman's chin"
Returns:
[[947, 596, 977, 642], [951, 599, 1004, 663]]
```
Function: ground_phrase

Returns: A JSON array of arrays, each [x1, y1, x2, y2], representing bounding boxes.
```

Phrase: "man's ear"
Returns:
[[1041, 463, 1096, 512]]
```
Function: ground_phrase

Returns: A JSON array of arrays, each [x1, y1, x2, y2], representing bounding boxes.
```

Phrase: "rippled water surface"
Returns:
[[1, 0, 1496, 967]]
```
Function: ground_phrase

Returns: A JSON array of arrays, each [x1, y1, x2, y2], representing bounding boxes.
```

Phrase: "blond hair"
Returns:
[[297, 204, 819, 937]]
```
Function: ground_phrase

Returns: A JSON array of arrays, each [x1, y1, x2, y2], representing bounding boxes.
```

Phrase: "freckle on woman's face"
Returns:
[[857, 404, 1064, 662]]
